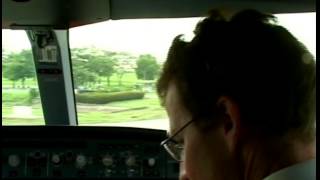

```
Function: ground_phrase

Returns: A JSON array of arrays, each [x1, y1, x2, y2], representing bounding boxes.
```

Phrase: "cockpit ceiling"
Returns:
[[2, 0, 315, 29]]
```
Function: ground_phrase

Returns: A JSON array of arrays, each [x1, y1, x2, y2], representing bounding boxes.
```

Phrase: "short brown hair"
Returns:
[[157, 9, 315, 142]]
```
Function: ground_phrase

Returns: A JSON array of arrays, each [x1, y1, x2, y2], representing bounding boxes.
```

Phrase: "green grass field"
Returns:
[[2, 78, 38, 88], [2, 73, 155, 93], [2, 90, 167, 125], [77, 95, 166, 124], [2, 72, 165, 126], [2, 98, 167, 125]]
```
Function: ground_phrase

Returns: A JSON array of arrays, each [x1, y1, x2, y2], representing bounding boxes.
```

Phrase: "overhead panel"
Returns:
[[2, 0, 63, 29], [67, 0, 110, 28], [110, 0, 316, 19], [2, 0, 110, 29], [2, 0, 316, 29]]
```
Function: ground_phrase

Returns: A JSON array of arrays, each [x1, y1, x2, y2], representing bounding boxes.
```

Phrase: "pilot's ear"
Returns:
[[216, 96, 242, 151]]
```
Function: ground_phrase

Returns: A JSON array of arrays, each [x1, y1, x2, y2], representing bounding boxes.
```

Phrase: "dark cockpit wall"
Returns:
[[2, 0, 316, 30]]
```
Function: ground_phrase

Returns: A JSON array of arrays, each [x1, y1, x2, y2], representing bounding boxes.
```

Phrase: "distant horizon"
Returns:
[[2, 13, 316, 62]]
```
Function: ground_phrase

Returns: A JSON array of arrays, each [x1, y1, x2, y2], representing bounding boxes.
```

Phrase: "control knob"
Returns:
[[102, 155, 113, 166], [126, 156, 136, 167], [8, 155, 20, 167], [148, 158, 156, 167], [51, 154, 61, 165], [75, 154, 87, 168]]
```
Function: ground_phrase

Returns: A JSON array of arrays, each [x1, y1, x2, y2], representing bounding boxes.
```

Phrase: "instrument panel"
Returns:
[[1, 126, 179, 179]]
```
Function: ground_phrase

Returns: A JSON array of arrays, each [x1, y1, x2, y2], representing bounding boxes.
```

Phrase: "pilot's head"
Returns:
[[157, 9, 315, 180]]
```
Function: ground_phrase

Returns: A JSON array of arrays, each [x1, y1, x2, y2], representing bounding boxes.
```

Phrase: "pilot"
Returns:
[[157, 9, 316, 180]]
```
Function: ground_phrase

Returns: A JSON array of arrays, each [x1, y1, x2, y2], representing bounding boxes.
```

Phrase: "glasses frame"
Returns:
[[160, 118, 195, 162]]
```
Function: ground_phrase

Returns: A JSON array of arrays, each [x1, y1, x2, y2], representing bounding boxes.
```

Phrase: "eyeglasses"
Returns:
[[160, 119, 194, 162]]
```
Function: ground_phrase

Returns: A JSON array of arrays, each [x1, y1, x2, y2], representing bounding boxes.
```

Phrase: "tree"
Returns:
[[86, 55, 115, 87], [71, 48, 116, 88], [2, 48, 8, 75], [112, 52, 137, 86], [135, 54, 160, 80], [71, 48, 98, 88], [73, 67, 98, 88], [3, 62, 21, 88], [2, 48, 8, 62], [3, 50, 35, 88]]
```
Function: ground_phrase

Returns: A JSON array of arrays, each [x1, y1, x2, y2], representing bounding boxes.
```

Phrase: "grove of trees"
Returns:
[[3, 48, 161, 90], [3, 49, 36, 88]]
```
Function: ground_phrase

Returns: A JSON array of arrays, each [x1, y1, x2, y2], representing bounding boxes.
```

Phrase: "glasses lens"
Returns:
[[164, 140, 184, 161]]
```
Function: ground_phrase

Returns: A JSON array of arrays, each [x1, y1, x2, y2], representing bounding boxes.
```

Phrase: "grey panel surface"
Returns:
[[2, 0, 316, 29], [2, 0, 110, 29], [3, 0, 62, 28], [110, 0, 315, 19]]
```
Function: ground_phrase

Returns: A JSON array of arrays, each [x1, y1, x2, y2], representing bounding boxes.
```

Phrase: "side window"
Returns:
[[2, 30, 45, 125]]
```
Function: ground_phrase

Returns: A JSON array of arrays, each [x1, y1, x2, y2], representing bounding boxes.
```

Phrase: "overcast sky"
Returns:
[[2, 13, 316, 62]]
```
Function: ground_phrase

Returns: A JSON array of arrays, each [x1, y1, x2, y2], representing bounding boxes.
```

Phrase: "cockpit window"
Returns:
[[2, 30, 45, 125], [69, 18, 201, 129], [69, 13, 315, 129], [2, 13, 315, 127], [68, 18, 202, 129]]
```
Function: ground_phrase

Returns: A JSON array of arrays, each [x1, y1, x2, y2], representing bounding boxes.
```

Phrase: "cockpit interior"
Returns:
[[2, 0, 315, 179]]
